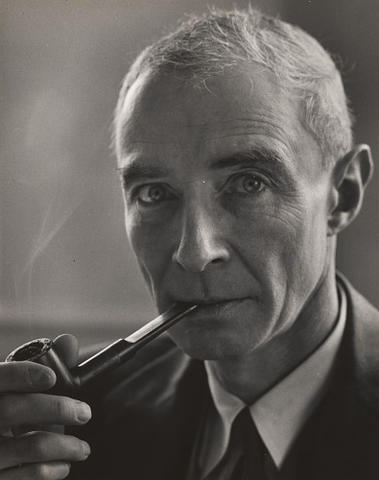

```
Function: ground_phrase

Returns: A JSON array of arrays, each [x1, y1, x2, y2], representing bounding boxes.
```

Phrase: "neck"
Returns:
[[207, 265, 340, 404]]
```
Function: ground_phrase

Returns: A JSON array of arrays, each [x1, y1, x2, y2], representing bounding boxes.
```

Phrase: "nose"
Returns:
[[172, 201, 230, 272]]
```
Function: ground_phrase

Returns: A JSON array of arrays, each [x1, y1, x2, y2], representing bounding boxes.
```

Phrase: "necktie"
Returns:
[[205, 408, 267, 480]]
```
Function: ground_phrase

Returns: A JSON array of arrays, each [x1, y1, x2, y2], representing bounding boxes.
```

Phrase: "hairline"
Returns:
[[113, 8, 354, 168]]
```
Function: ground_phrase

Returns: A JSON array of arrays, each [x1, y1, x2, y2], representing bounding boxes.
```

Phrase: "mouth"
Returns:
[[162, 297, 251, 332], [173, 297, 249, 314], [175, 297, 237, 305]]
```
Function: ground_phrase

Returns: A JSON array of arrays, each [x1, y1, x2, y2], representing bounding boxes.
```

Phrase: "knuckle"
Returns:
[[53, 397, 74, 421]]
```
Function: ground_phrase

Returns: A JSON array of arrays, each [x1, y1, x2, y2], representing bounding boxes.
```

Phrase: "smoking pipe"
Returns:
[[5, 303, 197, 395]]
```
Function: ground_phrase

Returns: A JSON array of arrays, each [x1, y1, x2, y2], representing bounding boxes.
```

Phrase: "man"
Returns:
[[0, 7, 377, 480]]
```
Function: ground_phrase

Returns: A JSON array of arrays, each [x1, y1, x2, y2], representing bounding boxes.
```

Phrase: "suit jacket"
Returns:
[[70, 276, 379, 479]]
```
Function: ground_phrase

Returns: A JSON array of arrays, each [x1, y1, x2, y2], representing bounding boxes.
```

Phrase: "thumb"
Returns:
[[53, 333, 79, 369]]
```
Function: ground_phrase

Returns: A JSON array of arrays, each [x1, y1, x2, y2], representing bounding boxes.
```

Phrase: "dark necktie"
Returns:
[[204, 407, 268, 480]]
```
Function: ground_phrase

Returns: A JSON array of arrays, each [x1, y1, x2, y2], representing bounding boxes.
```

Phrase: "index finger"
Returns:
[[0, 361, 56, 393]]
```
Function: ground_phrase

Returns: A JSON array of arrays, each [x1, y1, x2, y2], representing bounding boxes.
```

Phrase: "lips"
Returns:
[[173, 297, 249, 317], [175, 297, 240, 307]]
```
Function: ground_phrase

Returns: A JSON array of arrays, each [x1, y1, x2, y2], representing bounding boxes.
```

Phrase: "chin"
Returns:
[[167, 328, 257, 361]]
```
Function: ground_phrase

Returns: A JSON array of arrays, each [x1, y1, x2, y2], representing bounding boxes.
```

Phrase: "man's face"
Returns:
[[116, 65, 334, 360]]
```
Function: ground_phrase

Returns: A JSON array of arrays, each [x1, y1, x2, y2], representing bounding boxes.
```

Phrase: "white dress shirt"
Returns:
[[199, 286, 347, 477]]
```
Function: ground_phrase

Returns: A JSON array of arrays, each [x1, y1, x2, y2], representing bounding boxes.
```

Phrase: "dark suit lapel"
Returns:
[[278, 276, 379, 480], [83, 353, 210, 479], [130, 357, 210, 480]]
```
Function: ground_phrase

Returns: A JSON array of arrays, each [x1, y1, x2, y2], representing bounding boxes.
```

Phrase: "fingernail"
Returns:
[[81, 441, 91, 457], [30, 367, 55, 387], [76, 401, 92, 423]]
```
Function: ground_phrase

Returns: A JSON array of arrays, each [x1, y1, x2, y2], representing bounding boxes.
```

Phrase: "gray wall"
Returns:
[[1, 0, 378, 357]]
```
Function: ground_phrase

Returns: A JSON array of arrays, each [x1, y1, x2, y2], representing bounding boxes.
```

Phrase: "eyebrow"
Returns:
[[117, 163, 170, 190], [210, 147, 287, 173], [117, 147, 289, 189]]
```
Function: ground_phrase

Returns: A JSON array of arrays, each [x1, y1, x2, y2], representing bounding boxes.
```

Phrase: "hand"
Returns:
[[0, 334, 92, 479]]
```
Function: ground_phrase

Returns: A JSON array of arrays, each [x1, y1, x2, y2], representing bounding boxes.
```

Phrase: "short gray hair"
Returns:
[[114, 7, 353, 165]]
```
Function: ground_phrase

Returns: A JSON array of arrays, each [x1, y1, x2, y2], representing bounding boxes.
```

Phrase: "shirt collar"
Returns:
[[203, 284, 347, 472]]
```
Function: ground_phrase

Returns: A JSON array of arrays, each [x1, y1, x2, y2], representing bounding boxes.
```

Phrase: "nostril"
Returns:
[[210, 258, 224, 264]]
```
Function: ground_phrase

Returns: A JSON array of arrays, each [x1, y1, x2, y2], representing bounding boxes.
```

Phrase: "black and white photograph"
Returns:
[[1, 1, 378, 479]]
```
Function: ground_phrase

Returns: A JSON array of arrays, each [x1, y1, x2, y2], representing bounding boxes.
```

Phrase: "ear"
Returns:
[[328, 144, 373, 235]]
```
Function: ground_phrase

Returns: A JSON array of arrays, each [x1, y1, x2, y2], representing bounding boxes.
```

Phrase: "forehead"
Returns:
[[116, 65, 322, 176]]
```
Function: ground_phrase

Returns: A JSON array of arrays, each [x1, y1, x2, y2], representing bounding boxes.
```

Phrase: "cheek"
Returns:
[[234, 195, 329, 294], [126, 215, 175, 294], [269, 195, 330, 313]]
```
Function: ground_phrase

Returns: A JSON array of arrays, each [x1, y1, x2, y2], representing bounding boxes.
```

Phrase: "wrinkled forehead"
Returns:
[[119, 66, 294, 128], [114, 65, 322, 178]]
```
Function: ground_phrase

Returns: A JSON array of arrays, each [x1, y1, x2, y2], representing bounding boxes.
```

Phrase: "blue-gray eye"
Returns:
[[226, 174, 266, 194], [242, 175, 265, 193], [137, 184, 169, 204]]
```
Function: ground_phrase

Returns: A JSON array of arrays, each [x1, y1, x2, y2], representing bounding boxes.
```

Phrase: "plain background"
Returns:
[[1, 0, 378, 357]]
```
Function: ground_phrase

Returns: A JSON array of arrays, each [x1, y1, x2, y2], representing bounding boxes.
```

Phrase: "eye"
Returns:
[[225, 173, 266, 195], [135, 184, 174, 205]]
